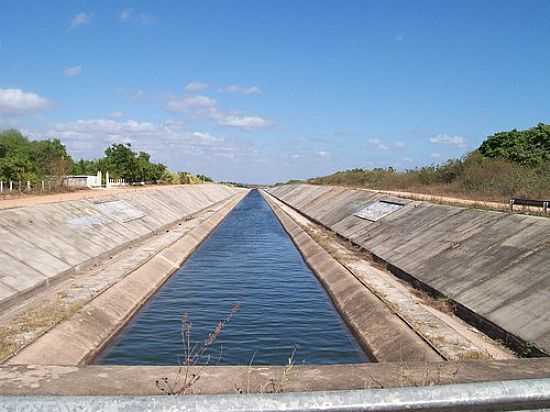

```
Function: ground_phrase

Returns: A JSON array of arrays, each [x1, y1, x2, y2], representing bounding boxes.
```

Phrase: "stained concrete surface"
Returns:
[[0, 184, 241, 309], [268, 184, 550, 355], [1, 358, 550, 395]]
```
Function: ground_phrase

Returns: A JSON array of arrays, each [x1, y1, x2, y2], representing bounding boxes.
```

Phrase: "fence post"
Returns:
[[9, 181, 13, 192], [0, 180, 3, 193], [18, 180, 21, 192], [544, 201, 549, 214], [26, 181, 31, 192], [509, 199, 514, 212]]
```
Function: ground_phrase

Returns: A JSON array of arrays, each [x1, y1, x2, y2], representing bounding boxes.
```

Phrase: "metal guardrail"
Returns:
[[510, 198, 549, 213], [2, 378, 550, 411]]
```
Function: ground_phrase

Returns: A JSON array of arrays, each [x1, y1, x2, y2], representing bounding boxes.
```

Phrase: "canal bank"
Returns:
[[267, 183, 550, 357], [261, 191, 443, 362], [5, 190, 248, 366], [262, 190, 513, 362]]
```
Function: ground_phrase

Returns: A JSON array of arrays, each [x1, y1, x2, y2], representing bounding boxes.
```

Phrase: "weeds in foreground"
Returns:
[[264, 346, 297, 393], [155, 303, 240, 395], [233, 346, 297, 394]]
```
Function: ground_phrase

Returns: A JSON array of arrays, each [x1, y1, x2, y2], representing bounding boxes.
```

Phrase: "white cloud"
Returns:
[[64, 65, 82, 77], [213, 113, 269, 130], [119, 8, 156, 24], [190, 131, 223, 143], [41, 118, 248, 162], [166, 95, 216, 112], [290, 154, 303, 159], [53, 119, 157, 138], [403, 157, 414, 162], [394, 141, 405, 148], [222, 85, 262, 95], [166, 94, 270, 130], [317, 151, 330, 157], [368, 138, 389, 151], [431, 153, 441, 159], [429, 134, 467, 148], [70, 12, 92, 29], [109, 111, 124, 119], [0, 88, 50, 115], [185, 81, 208, 92]]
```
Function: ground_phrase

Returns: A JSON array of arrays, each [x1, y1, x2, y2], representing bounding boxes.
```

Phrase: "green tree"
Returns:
[[104, 143, 141, 182], [0, 129, 72, 182], [479, 123, 550, 166]]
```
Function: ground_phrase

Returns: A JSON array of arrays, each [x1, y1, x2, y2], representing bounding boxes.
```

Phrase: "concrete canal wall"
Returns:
[[0, 184, 242, 310], [267, 184, 550, 356], [7, 191, 247, 366], [262, 191, 442, 362]]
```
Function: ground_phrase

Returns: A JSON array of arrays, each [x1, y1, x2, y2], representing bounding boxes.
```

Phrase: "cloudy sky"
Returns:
[[1, 1, 549, 183]]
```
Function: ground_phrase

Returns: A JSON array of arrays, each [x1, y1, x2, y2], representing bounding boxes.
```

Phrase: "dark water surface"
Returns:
[[95, 190, 368, 365]]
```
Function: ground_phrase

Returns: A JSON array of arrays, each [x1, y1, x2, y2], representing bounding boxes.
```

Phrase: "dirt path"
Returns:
[[0, 185, 188, 210], [344, 186, 548, 216]]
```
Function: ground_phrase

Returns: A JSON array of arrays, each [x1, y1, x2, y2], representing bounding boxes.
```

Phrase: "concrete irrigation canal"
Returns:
[[1, 183, 550, 400], [95, 190, 367, 365]]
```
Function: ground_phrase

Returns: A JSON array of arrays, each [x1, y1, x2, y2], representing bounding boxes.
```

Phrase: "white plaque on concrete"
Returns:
[[94, 200, 146, 223], [354, 200, 404, 222]]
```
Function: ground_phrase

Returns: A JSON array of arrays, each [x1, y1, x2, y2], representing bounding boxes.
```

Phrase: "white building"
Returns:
[[63, 175, 102, 189]]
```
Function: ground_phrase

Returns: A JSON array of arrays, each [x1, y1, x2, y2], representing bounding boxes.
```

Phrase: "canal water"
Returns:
[[95, 190, 368, 365]]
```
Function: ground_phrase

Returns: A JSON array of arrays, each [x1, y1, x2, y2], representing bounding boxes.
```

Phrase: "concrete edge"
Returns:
[[260, 190, 443, 363], [6, 191, 249, 366], [1, 358, 550, 395]]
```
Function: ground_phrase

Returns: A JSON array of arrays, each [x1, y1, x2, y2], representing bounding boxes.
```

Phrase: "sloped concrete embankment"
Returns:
[[261, 191, 442, 362], [267, 184, 550, 356], [0, 184, 242, 310], [7, 190, 248, 366]]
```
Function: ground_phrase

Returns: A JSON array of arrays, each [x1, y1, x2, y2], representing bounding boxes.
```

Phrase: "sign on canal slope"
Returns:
[[354, 200, 404, 222]]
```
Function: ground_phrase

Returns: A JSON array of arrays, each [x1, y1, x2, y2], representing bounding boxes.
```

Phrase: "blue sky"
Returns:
[[1, 1, 549, 183]]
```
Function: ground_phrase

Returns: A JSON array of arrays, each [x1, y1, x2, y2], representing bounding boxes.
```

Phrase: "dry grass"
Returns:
[[308, 153, 550, 205], [409, 289, 455, 315], [0, 295, 83, 362]]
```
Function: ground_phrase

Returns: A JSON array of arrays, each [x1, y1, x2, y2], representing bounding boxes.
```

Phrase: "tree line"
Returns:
[[307, 123, 550, 201], [0, 129, 212, 185]]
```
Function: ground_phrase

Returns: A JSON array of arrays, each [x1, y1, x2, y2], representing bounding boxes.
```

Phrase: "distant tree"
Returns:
[[479, 123, 550, 166], [30, 138, 73, 181], [195, 174, 213, 183], [100, 143, 168, 183], [0, 129, 73, 182], [104, 143, 141, 181]]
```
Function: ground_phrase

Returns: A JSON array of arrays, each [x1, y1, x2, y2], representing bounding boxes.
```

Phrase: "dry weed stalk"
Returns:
[[156, 303, 240, 395], [264, 346, 297, 393]]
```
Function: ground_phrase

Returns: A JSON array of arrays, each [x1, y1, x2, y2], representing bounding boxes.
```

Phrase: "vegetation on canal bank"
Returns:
[[0, 129, 213, 186], [306, 123, 550, 202]]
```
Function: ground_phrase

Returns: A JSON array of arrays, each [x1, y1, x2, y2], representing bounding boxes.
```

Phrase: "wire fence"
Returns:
[[0, 178, 73, 196]]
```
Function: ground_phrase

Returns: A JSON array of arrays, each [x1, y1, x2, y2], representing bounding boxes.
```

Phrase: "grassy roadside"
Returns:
[[307, 152, 550, 204]]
